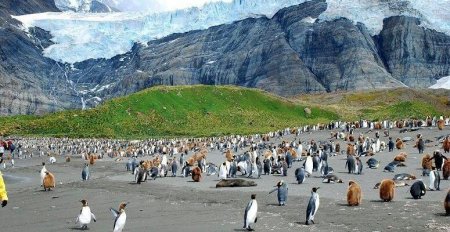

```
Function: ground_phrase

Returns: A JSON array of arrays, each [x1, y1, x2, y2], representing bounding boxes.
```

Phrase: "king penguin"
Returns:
[[81, 163, 90, 181], [171, 159, 178, 177], [40, 162, 47, 186], [345, 155, 355, 174], [295, 167, 306, 184], [304, 154, 313, 176], [355, 157, 363, 174], [409, 181, 426, 199], [243, 194, 257, 231], [429, 168, 441, 191], [269, 180, 288, 206], [305, 187, 320, 225], [110, 202, 127, 232], [76, 199, 96, 230]]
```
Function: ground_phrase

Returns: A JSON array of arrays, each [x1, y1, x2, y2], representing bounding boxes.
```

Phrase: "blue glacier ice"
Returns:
[[12, 0, 450, 64]]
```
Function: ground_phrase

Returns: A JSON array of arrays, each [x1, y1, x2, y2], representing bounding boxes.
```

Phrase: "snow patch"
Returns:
[[429, 76, 450, 89]]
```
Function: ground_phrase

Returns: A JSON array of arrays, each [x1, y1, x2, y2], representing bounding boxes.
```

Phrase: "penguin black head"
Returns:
[[42, 162, 46, 166], [80, 199, 88, 206], [312, 187, 319, 193], [251, 194, 256, 199]]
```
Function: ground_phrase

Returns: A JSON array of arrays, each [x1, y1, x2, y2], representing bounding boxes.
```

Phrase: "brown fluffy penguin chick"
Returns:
[[422, 154, 433, 170], [347, 181, 362, 206], [192, 166, 202, 182], [379, 179, 395, 202], [442, 161, 450, 180], [43, 171, 55, 191]]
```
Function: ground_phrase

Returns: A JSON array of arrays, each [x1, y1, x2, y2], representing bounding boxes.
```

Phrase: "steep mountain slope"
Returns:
[[0, 0, 449, 115], [0, 0, 79, 115]]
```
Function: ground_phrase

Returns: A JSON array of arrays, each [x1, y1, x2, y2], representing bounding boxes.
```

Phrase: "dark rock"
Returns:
[[0, 0, 449, 115], [376, 16, 450, 87]]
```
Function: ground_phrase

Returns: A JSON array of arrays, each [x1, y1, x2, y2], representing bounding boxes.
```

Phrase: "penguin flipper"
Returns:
[[244, 201, 252, 226], [254, 217, 257, 223], [110, 208, 119, 218], [91, 213, 97, 222]]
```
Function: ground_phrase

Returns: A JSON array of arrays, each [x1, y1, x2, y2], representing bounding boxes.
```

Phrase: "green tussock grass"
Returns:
[[295, 88, 450, 121], [0, 85, 338, 138]]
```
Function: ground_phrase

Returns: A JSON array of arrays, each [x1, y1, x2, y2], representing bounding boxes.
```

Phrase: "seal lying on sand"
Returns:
[[216, 179, 257, 188]]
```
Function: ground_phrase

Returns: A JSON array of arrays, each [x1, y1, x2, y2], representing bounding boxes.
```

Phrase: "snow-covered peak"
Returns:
[[55, 0, 93, 12], [55, 0, 118, 12], [12, 0, 450, 64], [429, 76, 450, 89]]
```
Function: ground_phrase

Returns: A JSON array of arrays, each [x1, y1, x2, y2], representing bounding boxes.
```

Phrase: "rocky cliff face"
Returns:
[[0, 0, 80, 114], [0, 0, 449, 115], [376, 16, 450, 87]]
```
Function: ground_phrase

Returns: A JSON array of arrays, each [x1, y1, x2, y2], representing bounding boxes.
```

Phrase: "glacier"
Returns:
[[429, 76, 450, 90], [12, 0, 450, 64]]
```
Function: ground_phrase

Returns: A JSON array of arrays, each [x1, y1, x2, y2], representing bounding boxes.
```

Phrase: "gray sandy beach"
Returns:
[[0, 127, 449, 232]]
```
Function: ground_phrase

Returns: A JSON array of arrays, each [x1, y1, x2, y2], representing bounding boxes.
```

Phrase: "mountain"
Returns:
[[54, 0, 118, 13], [0, 0, 449, 115]]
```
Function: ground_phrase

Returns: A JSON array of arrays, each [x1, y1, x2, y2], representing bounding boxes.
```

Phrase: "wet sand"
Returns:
[[0, 127, 449, 232]]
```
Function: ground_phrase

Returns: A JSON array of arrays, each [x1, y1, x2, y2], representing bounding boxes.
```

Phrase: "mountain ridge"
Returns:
[[0, 0, 449, 115]]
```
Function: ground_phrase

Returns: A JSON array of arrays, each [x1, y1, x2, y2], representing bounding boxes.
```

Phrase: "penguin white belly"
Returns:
[[305, 158, 313, 175], [225, 162, 231, 173], [114, 213, 126, 232], [314, 196, 320, 216], [429, 172, 436, 190], [219, 166, 227, 179], [246, 201, 258, 226], [78, 207, 92, 225], [238, 162, 247, 175]]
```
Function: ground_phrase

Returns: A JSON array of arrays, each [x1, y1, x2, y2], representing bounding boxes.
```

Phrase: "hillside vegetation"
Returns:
[[0, 85, 337, 138], [295, 88, 450, 121]]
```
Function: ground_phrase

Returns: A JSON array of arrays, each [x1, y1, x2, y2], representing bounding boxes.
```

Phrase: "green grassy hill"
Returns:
[[295, 88, 450, 121], [0, 85, 338, 138]]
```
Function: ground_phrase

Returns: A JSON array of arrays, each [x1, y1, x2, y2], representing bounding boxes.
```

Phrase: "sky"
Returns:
[[105, 0, 233, 12]]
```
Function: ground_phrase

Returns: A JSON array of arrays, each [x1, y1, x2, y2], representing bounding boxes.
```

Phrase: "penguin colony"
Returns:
[[1, 117, 450, 231]]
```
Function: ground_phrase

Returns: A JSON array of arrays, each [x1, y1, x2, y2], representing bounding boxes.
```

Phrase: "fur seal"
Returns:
[[216, 179, 257, 188], [347, 181, 362, 206]]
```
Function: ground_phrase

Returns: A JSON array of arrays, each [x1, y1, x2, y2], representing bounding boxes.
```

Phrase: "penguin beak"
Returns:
[[316, 187, 320, 190]]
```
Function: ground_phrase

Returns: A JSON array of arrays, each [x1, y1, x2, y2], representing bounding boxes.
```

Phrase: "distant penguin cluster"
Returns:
[[2, 116, 450, 231]]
